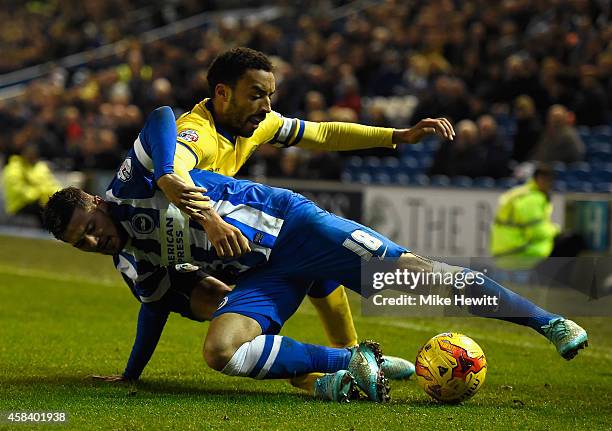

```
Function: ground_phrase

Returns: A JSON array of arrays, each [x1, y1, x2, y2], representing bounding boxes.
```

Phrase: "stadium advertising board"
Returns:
[[363, 185, 566, 257]]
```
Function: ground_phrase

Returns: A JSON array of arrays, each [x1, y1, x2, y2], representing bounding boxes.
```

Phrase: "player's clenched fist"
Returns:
[[157, 172, 250, 258], [157, 173, 212, 217], [198, 210, 251, 258]]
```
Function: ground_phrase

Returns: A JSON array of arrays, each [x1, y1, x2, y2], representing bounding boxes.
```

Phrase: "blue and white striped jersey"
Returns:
[[107, 113, 294, 303]]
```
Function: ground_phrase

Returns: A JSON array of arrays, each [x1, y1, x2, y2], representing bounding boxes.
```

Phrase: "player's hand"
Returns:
[[394, 118, 455, 144], [157, 173, 212, 217], [199, 211, 251, 258], [90, 374, 130, 383]]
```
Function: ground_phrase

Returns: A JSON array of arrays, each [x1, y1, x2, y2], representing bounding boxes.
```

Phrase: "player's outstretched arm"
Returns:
[[144, 107, 250, 258], [90, 302, 169, 383], [291, 117, 454, 152], [143, 106, 212, 216], [123, 303, 170, 381]]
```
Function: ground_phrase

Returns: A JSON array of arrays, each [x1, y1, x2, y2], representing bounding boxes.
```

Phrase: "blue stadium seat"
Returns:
[[568, 161, 590, 171], [592, 164, 612, 182], [419, 155, 433, 170], [451, 176, 473, 188], [473, 177, 496, 188], [579, 132, 593, 144], [341, 172, 353, 183], [585, 138, 602, 150], [592, 125, 612, 141], [382, 156, 400, 169], [363, 156, 382, 169], [373, 172, 392, 184], [421, 135, 439, 146], [551, 161, 567, 174], [553, 180, 568, 192], [408, 143, 426, 155], [412, 174, 431, 186], [422, 140, 439, 155], [588, 143, 612, 163], [577, 125, 591, 141], [565, 162, 591, 181], [430, 175, 451, 187], [401, 156, 419, 170], [496, 177, 519, 189], [356, 173, 373, 184], [594, 182, 612, 193], [380, 157, 401, 176], [346, 156, 363, 169], [394, 173, 412, 185], [565, 179, 580, 191], [566, 180, 593, 192]]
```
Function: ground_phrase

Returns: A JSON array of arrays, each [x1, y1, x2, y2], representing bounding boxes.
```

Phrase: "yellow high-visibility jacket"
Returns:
[[490, 179, 559, 269], [2, 155, 60, 214]]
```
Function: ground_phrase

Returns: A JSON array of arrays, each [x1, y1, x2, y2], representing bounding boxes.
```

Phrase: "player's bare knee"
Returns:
[[204, 313, 262, 372], [203, 337, 238, 371]]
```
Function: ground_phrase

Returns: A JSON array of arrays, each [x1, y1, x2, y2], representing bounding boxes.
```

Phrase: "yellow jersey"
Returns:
[[174, 99, 395, 177]]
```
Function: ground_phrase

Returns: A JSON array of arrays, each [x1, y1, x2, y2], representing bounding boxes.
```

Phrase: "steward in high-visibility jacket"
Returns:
[[491, 168, 559, 270], [2, 146, 60, 215]]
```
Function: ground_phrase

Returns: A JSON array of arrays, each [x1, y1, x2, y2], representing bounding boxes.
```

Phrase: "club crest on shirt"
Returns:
[[178, 129, 199, 142], [132, 213, 155, 234], [117, 157, 132, 182], [217, 297, 228, 310]]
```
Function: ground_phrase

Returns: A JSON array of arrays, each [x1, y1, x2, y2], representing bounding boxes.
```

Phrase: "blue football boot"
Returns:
[[313, 370, 360, 402], [542, 318, 588, 360], [381, 355, 416, 380], [347, 341, 390, 402]]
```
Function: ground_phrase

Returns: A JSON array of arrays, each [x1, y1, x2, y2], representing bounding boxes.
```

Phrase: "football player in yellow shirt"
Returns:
[[155, 47, 455, 393]]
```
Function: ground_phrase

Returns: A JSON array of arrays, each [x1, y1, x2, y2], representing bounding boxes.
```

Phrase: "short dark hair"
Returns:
[[42, 187, 91, 240], [533, 164, 554, 179], [207, 47, 273, 94]]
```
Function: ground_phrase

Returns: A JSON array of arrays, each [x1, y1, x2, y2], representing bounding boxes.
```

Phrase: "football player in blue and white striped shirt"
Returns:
[[41, 109, 588, 402]]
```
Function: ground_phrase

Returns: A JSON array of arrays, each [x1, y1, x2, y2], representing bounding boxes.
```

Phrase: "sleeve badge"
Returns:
[[178, 129, 199, 142]]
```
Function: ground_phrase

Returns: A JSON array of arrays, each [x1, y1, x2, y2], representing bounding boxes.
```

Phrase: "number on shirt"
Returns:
[[351, 230, 383, 251]]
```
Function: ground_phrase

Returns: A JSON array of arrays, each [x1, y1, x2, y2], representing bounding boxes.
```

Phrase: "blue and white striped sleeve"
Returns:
[[123, 302, 170, 380]]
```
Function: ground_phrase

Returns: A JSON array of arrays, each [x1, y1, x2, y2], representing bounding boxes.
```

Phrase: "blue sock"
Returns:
[[223, 335, 351, 379], [461, 269, 561, 335]]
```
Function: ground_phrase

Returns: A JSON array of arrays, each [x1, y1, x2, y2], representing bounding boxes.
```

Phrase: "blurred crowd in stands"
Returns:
[[1, 0, 611, 184]]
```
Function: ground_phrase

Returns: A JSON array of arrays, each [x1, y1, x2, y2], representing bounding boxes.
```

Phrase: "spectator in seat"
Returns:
[[477, 114, 511, 179], [573, 65, 609, 127], [512, 95, 542, 163], [429, 119, 484, 178], [532, 105, 585, 163]]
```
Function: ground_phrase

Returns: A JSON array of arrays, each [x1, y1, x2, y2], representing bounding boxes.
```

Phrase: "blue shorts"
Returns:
[[212, 195, 407, 334], [308, 280, 342, 298]]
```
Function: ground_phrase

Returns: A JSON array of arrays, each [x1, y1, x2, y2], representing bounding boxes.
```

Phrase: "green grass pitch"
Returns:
[[1, 235, 611, 430]]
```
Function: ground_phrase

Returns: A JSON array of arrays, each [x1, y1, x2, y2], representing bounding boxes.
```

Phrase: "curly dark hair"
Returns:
[[207, 47, 273, 94], [42, 187, 92, 240]]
